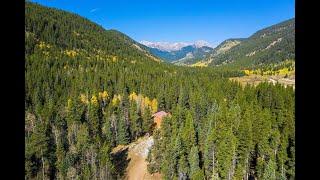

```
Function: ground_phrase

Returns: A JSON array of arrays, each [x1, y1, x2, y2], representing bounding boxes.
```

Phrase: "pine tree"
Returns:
[[178, 154, 189, 179], [253, 109, 272, 179], [76, 123, 89, 153], [262, 159, 276, 180], [102, 113, 113, 144], [142, 107, 152, 134], [26, 119, 50, 179], [161, 137, 177, 179], [147, 130, 162, 174], [203, 125, 216, 179], [181, 110, 197, 150], [117, 109, 130, 145], [99, 142, 114, 179], [55, 143, 68, 179], [88, 95, 102, 145], [129, 100, 141, 139], [234, 104, 253, 180], [188, 145, 201, 179]]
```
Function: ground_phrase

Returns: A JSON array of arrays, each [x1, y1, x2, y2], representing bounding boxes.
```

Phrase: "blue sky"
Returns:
[[31, 0, 295, 46]]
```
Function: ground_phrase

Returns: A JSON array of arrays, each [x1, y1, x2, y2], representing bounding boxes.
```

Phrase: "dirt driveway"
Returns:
[[113, 136, 162, 180]]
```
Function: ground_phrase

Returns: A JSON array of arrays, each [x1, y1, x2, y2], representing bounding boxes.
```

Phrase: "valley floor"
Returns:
[[112, 136, 162, 180], [229, 74, 295, 88]]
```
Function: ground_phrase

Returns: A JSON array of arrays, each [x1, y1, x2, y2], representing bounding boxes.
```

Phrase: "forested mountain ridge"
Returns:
[[25, 2, 161, 63], [171, 45, 213, 65], [191, 39, 244, 67], [198, 18, 295, 68], [25, 2, 294, 180]]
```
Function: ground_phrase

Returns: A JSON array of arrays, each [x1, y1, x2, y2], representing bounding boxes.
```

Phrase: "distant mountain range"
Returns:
[[142, 18, 295, 68], [140, 40, 214, 64], [140, 40, 213, 51]]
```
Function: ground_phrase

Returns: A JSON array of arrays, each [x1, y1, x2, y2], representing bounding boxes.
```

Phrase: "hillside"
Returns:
[[191, 39, 244, 67], [197, 18, 295, 68], [171, 45, 213, 65], [25, 2, 295, 180], [25, 2, 161, 63]]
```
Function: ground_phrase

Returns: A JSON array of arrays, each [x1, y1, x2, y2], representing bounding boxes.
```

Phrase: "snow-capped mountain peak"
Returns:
[[194, 40, 214, 48], [140, 40, 213, 52]]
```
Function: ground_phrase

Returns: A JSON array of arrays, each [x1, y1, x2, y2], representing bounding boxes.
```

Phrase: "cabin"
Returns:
[[152, 111, 170, 129]]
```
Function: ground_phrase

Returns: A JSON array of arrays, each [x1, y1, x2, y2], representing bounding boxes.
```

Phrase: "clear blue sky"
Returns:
[[31, 0, 295, 46]]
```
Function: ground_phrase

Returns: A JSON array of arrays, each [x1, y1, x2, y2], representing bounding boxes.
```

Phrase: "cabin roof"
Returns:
[[152, 111, 168, 118], [152, 111, 170, 129]]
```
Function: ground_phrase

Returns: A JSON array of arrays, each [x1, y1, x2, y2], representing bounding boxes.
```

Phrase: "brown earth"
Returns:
[[112, 136, 162, 180]]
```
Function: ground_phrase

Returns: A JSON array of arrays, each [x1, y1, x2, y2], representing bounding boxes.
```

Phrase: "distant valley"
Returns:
[[140, 40, 214, 65]]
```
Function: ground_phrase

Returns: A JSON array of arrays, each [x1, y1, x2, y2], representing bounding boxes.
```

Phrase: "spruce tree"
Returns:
[[188, 145, 201, 179]]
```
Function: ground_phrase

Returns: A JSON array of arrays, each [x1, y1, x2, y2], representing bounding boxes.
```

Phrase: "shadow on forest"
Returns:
[[111, 147, 131, 178]]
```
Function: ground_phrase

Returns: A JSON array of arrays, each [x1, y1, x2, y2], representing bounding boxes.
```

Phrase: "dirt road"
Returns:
[[113, 136, 162, 180]]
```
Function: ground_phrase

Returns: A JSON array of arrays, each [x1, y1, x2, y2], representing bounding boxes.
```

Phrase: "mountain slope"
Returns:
[[171, 45, 213, 65], [191, 39, 244, 67], [202, 18, 295, 68], [25, 2, 161, 63]]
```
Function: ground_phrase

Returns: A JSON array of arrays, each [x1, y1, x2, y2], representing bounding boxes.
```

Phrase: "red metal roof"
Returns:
[[152, 111, 168, 118]]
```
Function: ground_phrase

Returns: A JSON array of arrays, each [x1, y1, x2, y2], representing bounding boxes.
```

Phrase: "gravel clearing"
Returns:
[[129, 136, 154, 158]]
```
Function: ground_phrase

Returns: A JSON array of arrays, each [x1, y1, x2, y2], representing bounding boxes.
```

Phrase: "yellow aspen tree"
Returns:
[[90, 95, 98, 106], [111, 95, 119, 106], [99, 91, 109, 101], [129, 92, 138, 102], [151, 98, 158, 113], [80, 94, 88, 104], [144, 96, 151, 110]]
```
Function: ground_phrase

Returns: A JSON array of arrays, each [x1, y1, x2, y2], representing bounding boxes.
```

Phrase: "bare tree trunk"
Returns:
[[281, 162, 285, 179], [68, 130, 71, 146], [31, 118, 34, 131], [105, 165, 110, 180], [74, 123, 78, 141], [229, 153, 236, 180], [99, 166, 103, 180], [91, 149, 97, 180], [53, 125, 59, 145], [113, 116, 118, 141], [245, 156, 249, 180], [41, 148, 45, 180], [125, 108, 129, 126], [212, 146, 216, 179]]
